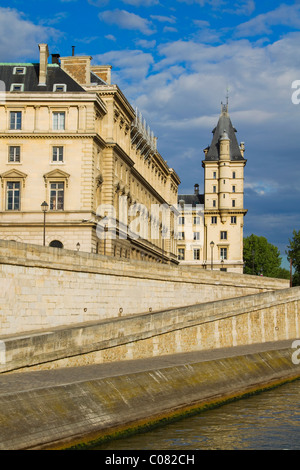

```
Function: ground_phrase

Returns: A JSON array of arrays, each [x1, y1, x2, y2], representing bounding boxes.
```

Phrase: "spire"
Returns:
[[204, 100, 244, 162]]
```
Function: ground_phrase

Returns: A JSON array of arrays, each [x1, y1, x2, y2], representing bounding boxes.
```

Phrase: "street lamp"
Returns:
[[210, 241, 215, 270], [104, 224, 108, 255], [290, 258, 293, 288], [41, 201, 48, 246]]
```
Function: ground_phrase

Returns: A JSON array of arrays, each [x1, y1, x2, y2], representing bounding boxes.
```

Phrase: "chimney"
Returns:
[[51, 54, 60, 65], [60, 53, 92, 86], [91, 65, 112, 85], [194, 184, 199, 195], [38, 43, 49, 86]]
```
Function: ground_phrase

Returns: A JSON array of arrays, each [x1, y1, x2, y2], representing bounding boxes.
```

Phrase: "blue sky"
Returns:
[[1, 0, 300, 267]]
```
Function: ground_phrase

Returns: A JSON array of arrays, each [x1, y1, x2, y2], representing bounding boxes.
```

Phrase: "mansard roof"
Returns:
[[205, 104, 245, 161], [0, 63, 85, 92]]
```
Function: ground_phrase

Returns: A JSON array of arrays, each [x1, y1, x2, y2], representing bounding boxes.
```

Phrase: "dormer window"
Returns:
[[53, 84, 67, 92], [13, 66, 26, 75], [10, 84, 24, 92]]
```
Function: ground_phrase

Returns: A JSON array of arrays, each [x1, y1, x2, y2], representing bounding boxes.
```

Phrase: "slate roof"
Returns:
[[205, 106, 244, 161], [178, 193, 204, 207], [0, 63, 85, 92], [90, 71, 107, 85]]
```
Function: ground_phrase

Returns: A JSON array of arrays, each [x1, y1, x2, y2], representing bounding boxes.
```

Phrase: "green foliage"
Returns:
[[286, 230, 300, 286], [243, 234, 282, 278], [275, 267, 290, 280]]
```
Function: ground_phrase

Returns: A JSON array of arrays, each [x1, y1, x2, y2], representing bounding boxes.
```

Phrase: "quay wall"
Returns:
[[0, 240, 289, 336], [1, 286, 300, 374], [1, 345, 300, 450]]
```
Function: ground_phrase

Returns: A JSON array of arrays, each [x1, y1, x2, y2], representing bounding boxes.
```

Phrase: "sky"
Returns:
[[0, 0, 300, 267]]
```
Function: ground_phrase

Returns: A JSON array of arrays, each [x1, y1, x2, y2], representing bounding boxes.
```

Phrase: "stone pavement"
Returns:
[[0, 339, 296, 397]]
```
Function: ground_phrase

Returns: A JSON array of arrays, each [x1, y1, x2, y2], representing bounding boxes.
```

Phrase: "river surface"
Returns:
[[94, 380, 300, 450]]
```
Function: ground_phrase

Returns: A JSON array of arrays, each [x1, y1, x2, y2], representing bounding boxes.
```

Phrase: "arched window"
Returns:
[[49, 240, 64, 249]]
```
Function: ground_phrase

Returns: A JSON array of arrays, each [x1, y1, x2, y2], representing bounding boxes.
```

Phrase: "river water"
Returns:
[[94, 379, 300, 450]]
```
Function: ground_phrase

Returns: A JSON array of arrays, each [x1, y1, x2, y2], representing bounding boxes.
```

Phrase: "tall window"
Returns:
[[178, 216, 185, 225], [193, 216, 200, 225], [8, 146, 20, 162], [6, 182, 20, 210], [220, 247, 228, 260], [232, 185, 236, 193], [52, 146, 64, 162], [211, 216, 217, 224], [213, 185, 216, 193], [52, 112, 65, 130], [231, 216, 237, 224], [193, 248, 200, 260], [50, 182, 64, 210], [232, 171, 236, 179], [213, 171, 217, 179], [178, 232, 185, 240], [10, 111, 22, 130], [193, 232, 200, 240], [220, 231, 227, 240], [232, 200, 236, 207], [178, 248, 185, 260]]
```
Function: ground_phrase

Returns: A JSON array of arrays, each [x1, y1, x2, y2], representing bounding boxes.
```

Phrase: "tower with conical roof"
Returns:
[[202, 102, 247, 273]]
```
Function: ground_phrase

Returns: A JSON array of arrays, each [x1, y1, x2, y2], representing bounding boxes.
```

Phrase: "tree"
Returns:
[[286, 229, 300, 286], [243, 234, 283, 278]]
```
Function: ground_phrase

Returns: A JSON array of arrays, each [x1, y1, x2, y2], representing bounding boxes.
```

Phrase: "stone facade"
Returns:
[[0, 44, 180, 264]]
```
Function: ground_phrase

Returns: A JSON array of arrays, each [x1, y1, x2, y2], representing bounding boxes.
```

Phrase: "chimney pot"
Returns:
[[51, 54, 60, 65]]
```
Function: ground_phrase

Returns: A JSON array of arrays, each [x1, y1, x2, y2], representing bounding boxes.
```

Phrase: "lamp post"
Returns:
[[210, 241, 215, 270], [290, 258, 293, 288], [41, 201, 48, 246], [104, 224, 108, 255]]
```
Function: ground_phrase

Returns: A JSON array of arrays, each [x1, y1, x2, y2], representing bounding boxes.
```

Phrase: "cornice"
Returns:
[[0, 132, 106, 145], [204, 209, 248, 215], [4, 92, 107, 115], [105, 141, 135, 167], [87, 84, 135, 120]]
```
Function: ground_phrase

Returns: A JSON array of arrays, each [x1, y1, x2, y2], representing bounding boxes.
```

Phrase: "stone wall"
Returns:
[[1, 344, 300, 450], [1, 284, 299, 374], [0, 240, 289, 336]]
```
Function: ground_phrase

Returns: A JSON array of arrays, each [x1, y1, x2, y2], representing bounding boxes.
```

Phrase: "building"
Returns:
[[177, 102, 247, 273], [0, 44, 180, 264]]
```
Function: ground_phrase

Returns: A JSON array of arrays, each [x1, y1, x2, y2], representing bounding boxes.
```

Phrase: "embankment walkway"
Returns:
[[0, 339, 299, 450]]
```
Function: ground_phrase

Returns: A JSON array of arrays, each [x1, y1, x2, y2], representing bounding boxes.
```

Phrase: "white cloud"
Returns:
[[135, 39, 156, 49], [105, 34, 117, 41], [99, 9, 155, 36], [236, 4, 300, 37], [121, 0, 159, 5], [163, 26, 178, 33], [39, 12, 68, 26], [150, 15, 177, 24], [193, 20, 210, 28], [224, 0, 255, 16], [0, 7, 59, 61], [93, 49, 154, 82]]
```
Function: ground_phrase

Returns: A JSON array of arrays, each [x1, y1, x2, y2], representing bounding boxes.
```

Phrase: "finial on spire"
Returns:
[[221, 87, 229, 115]]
